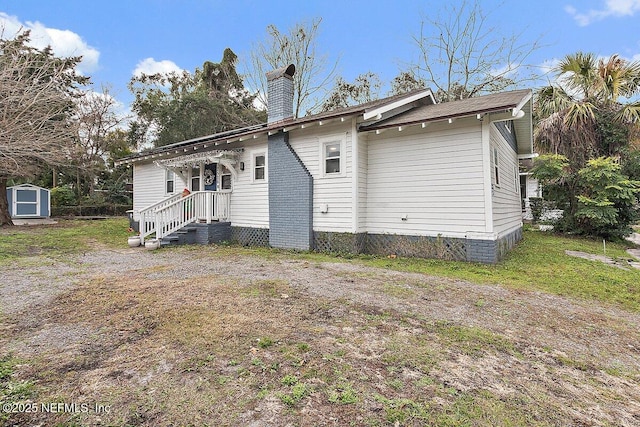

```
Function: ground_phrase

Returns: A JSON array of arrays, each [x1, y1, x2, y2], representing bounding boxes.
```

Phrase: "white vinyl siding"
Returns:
[[365, 119, 486, 237], [289, 122, 353, 232], [133, 162, 187, 218], [490, 123, 522, 235], [230, 143, 269, 228]]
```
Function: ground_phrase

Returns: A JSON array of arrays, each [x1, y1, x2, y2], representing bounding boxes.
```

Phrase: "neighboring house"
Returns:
[[519, 158, 542, 221], [519, 158, 563, 222], [6, 184, 51, 219], [116, 64, 534, 263]]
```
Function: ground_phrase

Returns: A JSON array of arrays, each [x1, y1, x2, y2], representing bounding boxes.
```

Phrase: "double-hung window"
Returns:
[[320, 134, 345, 177], [221, 165, 232, 190], [492, 147, 500, 187], [325, 143, 341, 174], [191, 166, 201, 191], [165, 170, 175, 194], [253, 153, 266, 182]]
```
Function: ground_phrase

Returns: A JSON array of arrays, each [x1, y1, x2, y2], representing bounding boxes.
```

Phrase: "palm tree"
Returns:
[[535, 52, 640, 165]]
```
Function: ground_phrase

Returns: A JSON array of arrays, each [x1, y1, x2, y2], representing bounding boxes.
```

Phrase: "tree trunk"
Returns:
[[76, 169, 81, 200], [0, 176, 14, 226]]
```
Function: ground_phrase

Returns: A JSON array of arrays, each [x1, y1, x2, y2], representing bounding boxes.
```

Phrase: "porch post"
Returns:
[[206, 191, 212, 224]]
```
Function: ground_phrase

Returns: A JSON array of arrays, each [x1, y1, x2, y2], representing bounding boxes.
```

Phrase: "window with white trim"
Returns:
[[325, 143, 341, 174], [253, 153, 266, 181], [320, 134, 345, 177], [191, 166, 201, 191], [221, 165, 232, 190], [165, 169, 175, 194], [492, 147, 500, 186]]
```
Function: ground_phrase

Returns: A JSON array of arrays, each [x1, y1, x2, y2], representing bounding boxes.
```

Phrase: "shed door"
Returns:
[[14, 188, 40, 217]]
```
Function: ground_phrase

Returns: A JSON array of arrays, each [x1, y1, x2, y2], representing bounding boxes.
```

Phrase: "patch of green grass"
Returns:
[[382, 282, 416, 299], [280, 374, 298, 386], [296, 342, 310, 352], [240, 279, 292, 298], [361, 231, 640, 311], [327, 381, 359, 404], [277, 382, 312, 406], [0, 355, 37, 424], [433, 321, 520, 358], [247, 230, 640, 312], [555, 355, 594, 372], [434, 390, 551, 427], [257, 336, 275, 348], [0, 218, 130, 263], [374, 394, 431, 424]]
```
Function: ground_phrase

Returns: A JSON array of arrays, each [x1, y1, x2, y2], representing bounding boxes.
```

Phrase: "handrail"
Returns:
[[138, 193, 183, 242], [151, 191, 231, 242]]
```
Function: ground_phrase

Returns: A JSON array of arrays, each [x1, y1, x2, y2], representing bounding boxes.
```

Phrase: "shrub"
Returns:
[[529, 197, 544, 223], [533, 155, 640, 239], [50, 185, 77, 207]]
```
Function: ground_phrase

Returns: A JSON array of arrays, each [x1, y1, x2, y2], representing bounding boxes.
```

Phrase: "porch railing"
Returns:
[[138, 193, 183, 242], [140, 190, 231, 244]]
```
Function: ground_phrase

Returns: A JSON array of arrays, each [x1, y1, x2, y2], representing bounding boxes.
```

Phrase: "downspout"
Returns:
[[351, 117, 359, 233]]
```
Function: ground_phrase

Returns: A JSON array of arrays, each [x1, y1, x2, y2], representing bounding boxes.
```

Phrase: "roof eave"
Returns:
[[115, 111, 364, 166], [362, 89, 435, 120]]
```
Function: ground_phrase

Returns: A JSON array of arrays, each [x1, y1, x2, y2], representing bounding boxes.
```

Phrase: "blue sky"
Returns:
[[1, 0, 638, 111]]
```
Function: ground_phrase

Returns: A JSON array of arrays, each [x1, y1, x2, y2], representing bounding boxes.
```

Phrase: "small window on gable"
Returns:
[[221, 165, 232, 190], [254, 153, 266, 181], [492, 147, 500, 187], [165, 169, 175, 194]]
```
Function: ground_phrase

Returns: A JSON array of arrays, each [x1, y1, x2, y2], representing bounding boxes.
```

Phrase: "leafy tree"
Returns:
[[96, 129, 134, 205], [0, 31, 87, 226], [129, 48, 264, 148], [244, 18, 339, 117], [405, 0, 541, 102], [575, 157, 640, 238], [321, 72, 381, 112], [532, 155, 640, 239], [73, 86, 128, 198], [533, 52, 640, 239], [535, 52, 640, 165]]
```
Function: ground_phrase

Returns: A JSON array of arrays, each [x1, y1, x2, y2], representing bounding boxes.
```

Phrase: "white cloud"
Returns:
[[565, 0, 640, 26], [0, 12, 100, 74], [133, 58, 183, 77]]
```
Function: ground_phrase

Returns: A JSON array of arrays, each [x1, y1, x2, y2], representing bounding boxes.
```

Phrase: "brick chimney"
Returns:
[[266, 64, 295, 124]]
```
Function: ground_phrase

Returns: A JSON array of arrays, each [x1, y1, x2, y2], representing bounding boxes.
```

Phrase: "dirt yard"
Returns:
[[1, 244, 640, 426]]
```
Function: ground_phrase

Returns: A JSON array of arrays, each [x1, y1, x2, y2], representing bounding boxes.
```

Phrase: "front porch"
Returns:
[[135, 190, 232, 245], [131, 148, 242, 247]]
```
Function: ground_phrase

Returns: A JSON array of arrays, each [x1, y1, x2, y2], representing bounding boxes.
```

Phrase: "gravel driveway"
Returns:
[[2, 245, 640, 426]]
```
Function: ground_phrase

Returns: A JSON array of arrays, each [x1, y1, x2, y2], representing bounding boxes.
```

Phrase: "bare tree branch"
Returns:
[[407, 0, 542, 102], [243, 18, 339, 117], [0, 30, 87, 225]]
